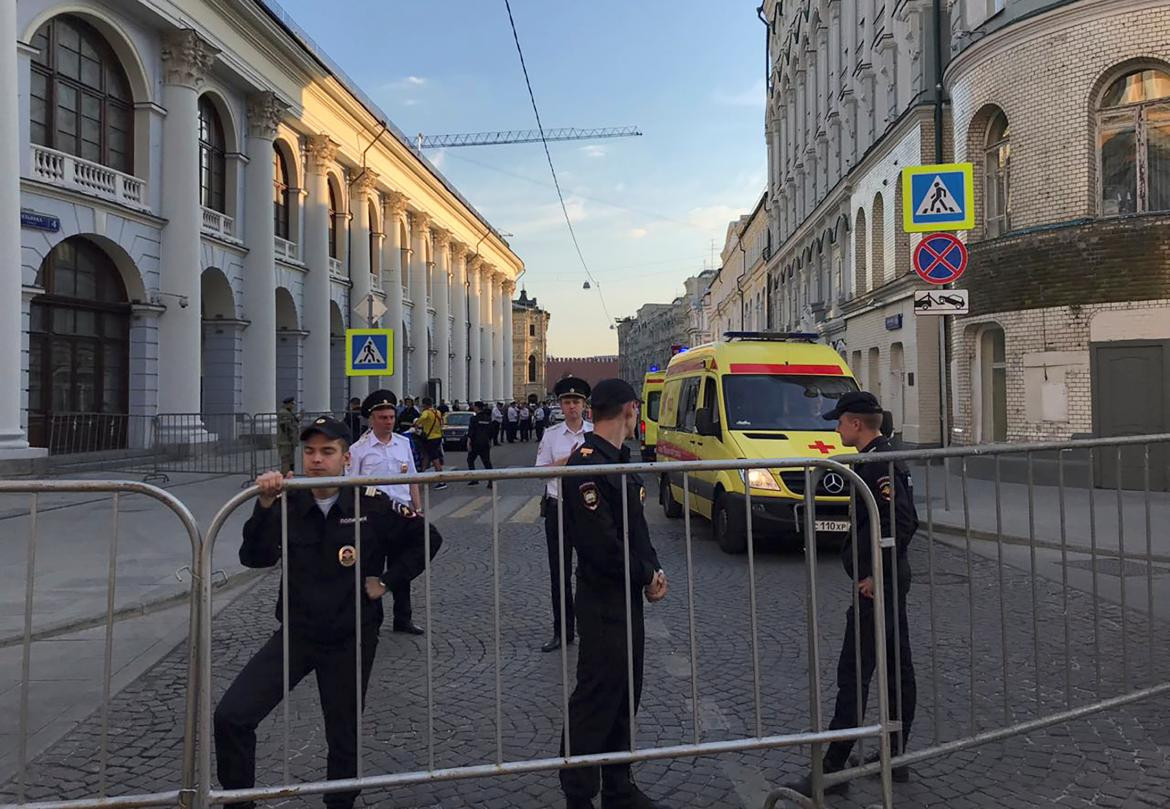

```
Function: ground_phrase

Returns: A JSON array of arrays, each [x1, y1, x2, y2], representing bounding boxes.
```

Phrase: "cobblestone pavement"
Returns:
[[4, 444, 1170, 808]]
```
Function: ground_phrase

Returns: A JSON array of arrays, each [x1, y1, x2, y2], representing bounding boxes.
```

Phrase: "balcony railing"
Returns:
[[274, 236, 299, 263], [201, 207, 234, 240], [31, 144, 147, 210], [328, 257, 346, 281]]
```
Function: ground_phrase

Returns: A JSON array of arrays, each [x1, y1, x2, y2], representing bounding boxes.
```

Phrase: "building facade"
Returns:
[[617, 269, 717, 386], [705, 195, 771, 342], [544, 355, 620, 394], [512, 288, 549, 402], [6, 0, 522, 457]]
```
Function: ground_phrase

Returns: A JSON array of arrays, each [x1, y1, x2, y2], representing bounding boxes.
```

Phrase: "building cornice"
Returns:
[[20, 180, 167, 228]]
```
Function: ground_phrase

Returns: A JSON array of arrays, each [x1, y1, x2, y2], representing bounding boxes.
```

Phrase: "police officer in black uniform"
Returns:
[[790, 391, 918, 795], [213, 416, 443, 809], [559, 378, 668, 809]]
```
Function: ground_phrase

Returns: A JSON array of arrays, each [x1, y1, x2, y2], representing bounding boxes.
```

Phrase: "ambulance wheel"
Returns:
[[661, 474, 683, 519], [713, 492, 747, 555]]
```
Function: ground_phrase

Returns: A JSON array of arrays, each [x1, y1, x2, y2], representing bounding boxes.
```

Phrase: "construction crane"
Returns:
[[415, 126, 641, 150]]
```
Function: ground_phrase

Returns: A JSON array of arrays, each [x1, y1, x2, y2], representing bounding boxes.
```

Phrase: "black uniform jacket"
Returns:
[[841, 436, 919, 585], [241, 487, 442, 641], [468, 410, 494, 450], [562, 432, 661, 594]]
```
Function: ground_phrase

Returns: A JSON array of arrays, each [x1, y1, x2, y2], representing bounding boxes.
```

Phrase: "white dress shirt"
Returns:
[[347, 429, 417, 505], [535, 419, 593, 498]]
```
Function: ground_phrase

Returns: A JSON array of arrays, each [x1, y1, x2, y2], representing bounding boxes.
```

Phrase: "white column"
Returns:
[[449, 242, 469, 404], [0, 2, 32, 452], [158, 30, 219, 418], [494, 275, 507, 400], [479, 265, 494, 401], [381, 192, 407, 395], [408, 212, 430, 398], [431, 227, 452, 402], [502, 279, 515, 401], [302, 134, 338, 412], [467, 256, 482, 400], [348, 170, 378, 400], [241, 92, 286, 417]]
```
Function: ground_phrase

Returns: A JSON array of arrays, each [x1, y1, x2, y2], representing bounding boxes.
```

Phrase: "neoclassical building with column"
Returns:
[[2, 0, 522, 456]]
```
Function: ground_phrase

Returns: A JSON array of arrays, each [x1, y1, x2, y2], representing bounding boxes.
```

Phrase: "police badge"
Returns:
[[338, 545, 357, 567]]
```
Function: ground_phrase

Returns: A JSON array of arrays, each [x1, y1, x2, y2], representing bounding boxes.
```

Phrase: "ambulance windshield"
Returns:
[[722, 375, 859, 431]]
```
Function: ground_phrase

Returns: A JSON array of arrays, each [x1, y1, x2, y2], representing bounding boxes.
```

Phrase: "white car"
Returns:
[[548, 406, 564, 424]]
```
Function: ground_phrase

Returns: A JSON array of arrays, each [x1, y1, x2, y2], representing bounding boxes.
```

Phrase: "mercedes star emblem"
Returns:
[[822, 473, 846, 495]]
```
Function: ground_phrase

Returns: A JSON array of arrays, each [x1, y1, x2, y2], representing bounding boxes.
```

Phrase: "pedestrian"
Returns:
[[534, 376, 592, 653], [438, 399, 450, 416], [505, 401, 519, 443], [466, 401, 495, 488], [789, 391, 918, 795], [213, 416, 443, 809], [559, 378, 667, 809], [343, 397, 363, 443], [276, 396, 299, 474], [491, 401, 503, 446], [519, 402, 531, 442], [347, 390, 430, 636], [397, 397, 420, 435], [413, 397, 448, 490], [534, 401, 547, 441]]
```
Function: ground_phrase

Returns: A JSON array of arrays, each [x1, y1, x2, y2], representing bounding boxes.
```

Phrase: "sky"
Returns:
[[274, 0, 768, 355]]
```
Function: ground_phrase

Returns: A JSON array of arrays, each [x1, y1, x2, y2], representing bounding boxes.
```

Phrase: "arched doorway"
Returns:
[[200, 268, 239, 428], [275, 288, 301, 407], [29, 236, 131, 448], [330, 302, 346, 412]]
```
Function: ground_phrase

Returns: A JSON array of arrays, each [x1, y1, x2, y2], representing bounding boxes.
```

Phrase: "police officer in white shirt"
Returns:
[[347, 389, 426, 636], [535, 376, 593, 653]]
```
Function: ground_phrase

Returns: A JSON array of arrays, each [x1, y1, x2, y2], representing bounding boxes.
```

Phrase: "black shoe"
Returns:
[[565, 799, 593, 809], [541, 634, 575, 653], [468, 480, 479, 486], [434, 482, 449, 491], [786, 760, 849, 796], [601, 785, 664, 809], [855, 751, 911, 782], [393, 621, 425, 635]]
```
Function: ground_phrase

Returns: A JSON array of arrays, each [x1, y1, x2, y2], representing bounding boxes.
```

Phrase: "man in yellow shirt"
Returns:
[[414, 397, 448, 490]]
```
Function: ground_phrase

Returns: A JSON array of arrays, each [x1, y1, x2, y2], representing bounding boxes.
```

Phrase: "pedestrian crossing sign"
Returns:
[[345, 328, 393, 376], [902, 163, 975, 233]]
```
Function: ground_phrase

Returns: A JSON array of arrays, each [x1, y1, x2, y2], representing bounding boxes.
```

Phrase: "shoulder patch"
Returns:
[[578, 447, 594, 457], [877, 475, 893, 502], [579, 481, 600, 510], [364, 486, 386, 498]]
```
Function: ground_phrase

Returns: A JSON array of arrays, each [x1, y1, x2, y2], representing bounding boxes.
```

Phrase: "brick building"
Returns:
[[512, 289, 549, 402], [544, 355, 620, 394], [761, 0, 1170, 467]]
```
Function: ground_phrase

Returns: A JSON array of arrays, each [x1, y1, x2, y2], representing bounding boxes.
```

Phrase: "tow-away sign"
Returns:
[[914, 289, 969, 315]]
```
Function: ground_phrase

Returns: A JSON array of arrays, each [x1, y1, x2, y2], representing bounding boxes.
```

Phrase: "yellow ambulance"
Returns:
[[639, 370, 665, 461], [656, 332, 859, 553]]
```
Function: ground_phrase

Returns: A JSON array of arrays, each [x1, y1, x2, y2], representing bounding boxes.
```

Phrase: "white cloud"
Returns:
[[580, 144, 607, 159], [405, 75, 426, 86], [627, 227, 648, 239], [686, 204, 745, 233], [713, 78, 767, 108]]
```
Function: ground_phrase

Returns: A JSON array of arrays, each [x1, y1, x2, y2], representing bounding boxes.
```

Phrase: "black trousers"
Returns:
[[214, 628, 378, 809], [825, 582, 916, 767], [535, 422, 546, 441], [543, 499, 574, 639], [506, 422, 518, 442], [561, 584, 645, 806], [391, 582, 412, 624], [467, 444, 493, 471], [492, 422, 501, 445]]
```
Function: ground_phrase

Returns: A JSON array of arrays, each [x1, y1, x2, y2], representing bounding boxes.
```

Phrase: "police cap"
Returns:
[[590, 378, 641, 410], [822, 390, 883, 421], [361, 389, 398, 418], [554, 376, 591, 401], [299, 416, 352, 445], [282, 396, 295, 405]]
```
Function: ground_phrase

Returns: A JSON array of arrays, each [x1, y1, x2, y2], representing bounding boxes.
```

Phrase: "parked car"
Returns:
[[548, 405, 564, 424], [442, 410, 473, 451]]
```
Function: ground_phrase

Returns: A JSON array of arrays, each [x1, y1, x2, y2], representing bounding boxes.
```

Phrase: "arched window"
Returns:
[[871, 194, 885, 285], [529, 322, 536, 337], [853, 208, 868, 295], [30, 15, 134, 174], [985, 111, 1011, 236], [327, 183, 338, 259], [1098, 68, 1170, 215], [272, 144, 290, 240], [527, 354, 537, 383], [198, 96, 226, 213]]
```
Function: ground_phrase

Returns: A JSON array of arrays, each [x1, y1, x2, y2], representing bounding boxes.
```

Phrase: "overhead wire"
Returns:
[[502, 0, 613, 325]]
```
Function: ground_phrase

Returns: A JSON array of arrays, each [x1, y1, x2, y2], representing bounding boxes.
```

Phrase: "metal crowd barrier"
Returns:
[[43, 413, 161, 478], [196, 458, 894, 809], [151, 413, 261, 481], [0, 480, 203, 809]]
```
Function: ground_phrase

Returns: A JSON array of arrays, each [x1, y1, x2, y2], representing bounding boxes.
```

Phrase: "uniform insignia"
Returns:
[[364, 486, 384, 498], [877, 476, 893, 502], [639, 486, 646, 504], [315, 417, 327, 425], [578, 447, 594, 457], [579, 482, 600, 510], [338, 545, 357, 567], [392, 501, 417, 518], [400, 462, 409, 473]]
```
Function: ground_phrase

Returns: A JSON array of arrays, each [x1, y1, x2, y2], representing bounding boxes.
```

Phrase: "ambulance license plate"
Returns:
[[815, 520, 851, 533]]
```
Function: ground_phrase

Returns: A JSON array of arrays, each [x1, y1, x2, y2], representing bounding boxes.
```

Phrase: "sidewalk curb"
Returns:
[[0, 568, 264, 649], [928, 520, 1170, 565]]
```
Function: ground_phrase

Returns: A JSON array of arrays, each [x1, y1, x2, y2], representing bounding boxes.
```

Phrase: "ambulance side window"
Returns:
[[680, 377, 701, 432], [700, 375, 720, 428], [660, 380, 682, 429]]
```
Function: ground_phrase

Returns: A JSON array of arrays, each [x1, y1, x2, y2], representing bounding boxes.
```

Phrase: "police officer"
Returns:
[[346, 390, 427, 636], [560, 378, 667, 809], [790, 391, 918, 795], [213, 416, 443, 809], [466, 401, 495, 487], [535, 376, 593, 653], [276, 396, 299, 473]]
